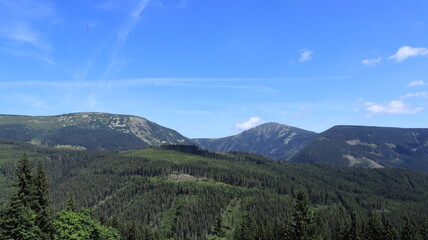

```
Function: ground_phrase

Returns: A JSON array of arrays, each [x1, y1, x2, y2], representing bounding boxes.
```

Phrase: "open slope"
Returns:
[[194, 122, 317, 160], [0, 113, 193, 150], [290, 125, 428, 172]]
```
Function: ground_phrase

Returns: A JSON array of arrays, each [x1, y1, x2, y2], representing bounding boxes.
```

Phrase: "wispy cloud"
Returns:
[[163, 109, 211, 116], [289, 105, 312, 120], [299, 49, 314, 62], [400, 91, 428, 99], [175, 0, 187, 8], [118, 0, 150, 43], [11, 93, 51, 110], [217, 85, 277, 93], [364, 100, 423, 116], [3, 48, 56, 64], [361, 57, 381, 66], [0, 78, 276, 92], [87, 93, 100, 107], [234, 116, 264, 131], [407, 80, 426, 87], [389, 46, 428, 62], [74, 61, 95, 81], [98, 0, 118, 11], [103, 0, 150, 79], [0, 0, 57, 62], [1, 24, 50, 51]]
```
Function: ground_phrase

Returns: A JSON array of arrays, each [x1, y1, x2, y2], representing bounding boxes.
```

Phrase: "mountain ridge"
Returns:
[[290, 125, 428, 172], [0, 112, 194, 150], [1, 112, 428, 172], [194, 122, 317, 160]]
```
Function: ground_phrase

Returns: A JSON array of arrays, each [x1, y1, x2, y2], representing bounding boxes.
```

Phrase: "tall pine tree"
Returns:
[[290, 191, 316, 240], [365, 213, 383, 240], [16, 153, 34, 208], [383, 218, 399, 240], [0, 153, 42, 240], [401, 217, 420, 240], [213, 215, 225, 238], [34, 161, 52, 238], [234, 214, 256, 240]]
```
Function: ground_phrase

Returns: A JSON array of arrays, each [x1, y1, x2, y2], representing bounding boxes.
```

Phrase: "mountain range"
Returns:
[[194, 122, 316, 160], [0, 112, 427, 173], [0, 112, 193, 150], [1, 112, 428, 239]]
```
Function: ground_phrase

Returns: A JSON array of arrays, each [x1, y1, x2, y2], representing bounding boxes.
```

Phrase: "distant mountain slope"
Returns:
[[193, 122, 317, 160], [0, 113, 193, 150], [290, 125, 428, 172]]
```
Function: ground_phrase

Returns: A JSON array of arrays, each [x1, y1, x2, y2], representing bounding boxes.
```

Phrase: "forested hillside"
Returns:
[[1, 139, 428, 239], [290, 126, 428, 172]]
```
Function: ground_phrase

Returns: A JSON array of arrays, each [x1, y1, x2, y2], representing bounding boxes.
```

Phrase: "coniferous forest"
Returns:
[[2, 0, 428, 238], [1, 140, 428, 239]]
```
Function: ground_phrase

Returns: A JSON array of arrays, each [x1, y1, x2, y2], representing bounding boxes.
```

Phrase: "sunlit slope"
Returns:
[[0, 112, 193, 150]]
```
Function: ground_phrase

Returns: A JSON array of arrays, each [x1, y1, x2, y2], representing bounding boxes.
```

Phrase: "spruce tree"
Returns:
[[213, 215, 225, 237], [401, 217, 420, 240], [420, 217, 428, 240], [0, 203, 41, 240], [332, 221, 345, 240], [16, 153, 35, 208], [382, 218, 399, 240], [345, 211, 360, 240], [142, 225, 156, 240], [280, 219, 293, 240], [0, 153, 42, 239], [34, 161, 52, 237], [291, 191, 316, 240], [255, 219, 273, 240], [64, 193, 76, 212], [234, 214, 256, 240], [365, 213, 383, 240]]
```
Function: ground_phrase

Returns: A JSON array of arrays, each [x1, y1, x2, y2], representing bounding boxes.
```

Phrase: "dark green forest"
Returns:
[[1, 140, 428, 239]]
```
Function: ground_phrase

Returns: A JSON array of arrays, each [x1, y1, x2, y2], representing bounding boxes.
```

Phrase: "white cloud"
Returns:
[[365, 100, 423, 116], [87, 93, 99, 107], [407, 80, 426, 87], [235, 116, 264, 131], [361, 57, 381, 66], [299, 49, 314, 62], [400, 91, 428, 99], [389, 46, 428, 62]]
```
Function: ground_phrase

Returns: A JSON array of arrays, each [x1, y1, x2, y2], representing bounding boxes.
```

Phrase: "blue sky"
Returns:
[[1, 0, 428, 138]]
